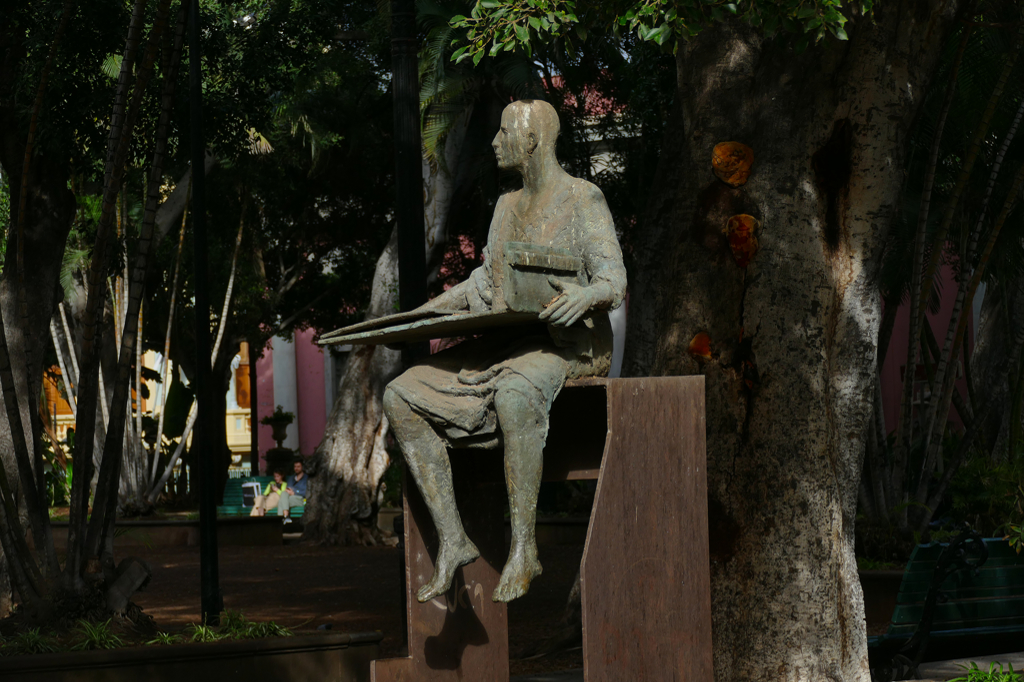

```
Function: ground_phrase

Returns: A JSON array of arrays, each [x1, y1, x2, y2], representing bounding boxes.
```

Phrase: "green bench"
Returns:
[[217, 476, 305, 520], [868, 535, 1024, 679]]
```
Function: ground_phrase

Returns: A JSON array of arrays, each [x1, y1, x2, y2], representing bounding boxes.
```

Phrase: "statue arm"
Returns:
[[579, 186, 627, 310], [540, 185, 626, 327]]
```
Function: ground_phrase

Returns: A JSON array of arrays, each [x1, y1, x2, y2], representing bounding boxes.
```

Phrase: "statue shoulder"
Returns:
[[570, 178, 609, 206]]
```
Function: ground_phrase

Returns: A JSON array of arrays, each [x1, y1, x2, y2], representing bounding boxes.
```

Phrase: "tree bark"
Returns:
[[0, 104, 77, 589], [623, 6, 959, 679], [302, 231, 403, 545], [303, 110, 472, 544]]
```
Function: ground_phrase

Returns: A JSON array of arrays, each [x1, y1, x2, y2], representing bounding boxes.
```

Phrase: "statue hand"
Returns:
[[539, 277, 596, 327]]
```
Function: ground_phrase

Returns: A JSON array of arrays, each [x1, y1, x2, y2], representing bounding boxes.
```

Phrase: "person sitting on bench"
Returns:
[[251, 469, 301, 521], [284, 458, 308, 521]]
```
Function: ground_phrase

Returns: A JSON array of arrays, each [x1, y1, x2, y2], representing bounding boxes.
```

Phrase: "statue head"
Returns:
[[492, 99, 560, 172]]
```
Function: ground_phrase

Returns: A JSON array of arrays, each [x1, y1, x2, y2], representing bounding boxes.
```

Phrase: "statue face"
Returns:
[[492, 105, 534, 170]]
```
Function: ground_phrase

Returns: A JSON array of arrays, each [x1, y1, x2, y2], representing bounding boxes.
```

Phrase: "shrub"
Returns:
[[71, 619, 124, 651], [6, 628, 58, 655], [949, 662, 1023, 682]]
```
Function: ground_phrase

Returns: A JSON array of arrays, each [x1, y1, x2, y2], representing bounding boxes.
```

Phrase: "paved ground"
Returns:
[[129, 536, 585, 676], [127, 535, 1022, 680], [510, 651, 1024, 682]]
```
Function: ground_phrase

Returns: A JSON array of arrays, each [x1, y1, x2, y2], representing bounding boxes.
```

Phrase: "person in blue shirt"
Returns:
[[282, 458, 308, 523]]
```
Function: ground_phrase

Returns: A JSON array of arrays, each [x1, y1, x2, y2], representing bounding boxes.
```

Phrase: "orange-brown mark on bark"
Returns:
[[712, 141, 754, 187], [688, 332, 712, 361], [723, 214, 760, 268]]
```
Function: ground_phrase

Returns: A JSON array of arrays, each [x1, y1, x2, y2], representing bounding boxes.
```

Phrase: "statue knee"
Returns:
[[382, 386, 405, 423], [494, 377, 547, 428]]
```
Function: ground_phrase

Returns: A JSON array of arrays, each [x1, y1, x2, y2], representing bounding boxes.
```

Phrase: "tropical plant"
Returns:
[[184, 621, 224, 643], [70, 618, 125, 651], [145, 631, 183, 645], [859, 4, 1024, 535], [260, 406, 295, 426], [950, 662, 1024, 682], [6, 628, 58, 655]]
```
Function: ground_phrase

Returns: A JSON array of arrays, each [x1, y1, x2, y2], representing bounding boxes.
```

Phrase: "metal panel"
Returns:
[[372, 455, 509, 682], [581, 377, 713, 681]]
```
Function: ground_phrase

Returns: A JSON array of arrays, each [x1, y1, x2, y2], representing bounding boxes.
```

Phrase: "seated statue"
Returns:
[[382, 99, 626, 603]]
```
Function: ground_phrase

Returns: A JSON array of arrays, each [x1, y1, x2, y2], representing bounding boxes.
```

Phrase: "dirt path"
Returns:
[[129, 540, 585, 675]]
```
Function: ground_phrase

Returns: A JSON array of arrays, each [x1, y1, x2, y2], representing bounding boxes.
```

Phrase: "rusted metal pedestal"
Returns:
[[371, 376, 712, 681]]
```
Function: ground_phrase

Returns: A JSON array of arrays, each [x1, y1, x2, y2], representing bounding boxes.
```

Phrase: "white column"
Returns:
[[609, 303, 627, 379], [324, 349, 335, 421], [271, 335, 300, 450]]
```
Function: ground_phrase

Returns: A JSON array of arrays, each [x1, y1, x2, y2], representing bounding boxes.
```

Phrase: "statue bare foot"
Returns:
[[416, 537, 480, 603], [493, 545, 542, 602]]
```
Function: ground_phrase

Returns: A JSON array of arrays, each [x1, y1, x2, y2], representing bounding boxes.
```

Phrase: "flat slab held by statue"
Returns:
[[319, 99, 626, 604]]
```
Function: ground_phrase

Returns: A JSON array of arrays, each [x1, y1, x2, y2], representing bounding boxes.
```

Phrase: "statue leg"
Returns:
[[383, 386, 480, 603], [492, 377, 546, 602]]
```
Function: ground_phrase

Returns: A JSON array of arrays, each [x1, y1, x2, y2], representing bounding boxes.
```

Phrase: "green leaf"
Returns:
[[515, 23, 529, 43], [832, 25, 848, 40], [797, 4, 816, 18], [724, 3, 738, 14], [451, 45, 469, 61], [101, 54, 122, 80], [575, 25, 587, 41], [480, 1, 499, 8], [528, 16, 542, 30], [794, 35, 809, 54], [764, 14, 779, 34], [472, 49, 484, 66], [489, 40, 503, 56]]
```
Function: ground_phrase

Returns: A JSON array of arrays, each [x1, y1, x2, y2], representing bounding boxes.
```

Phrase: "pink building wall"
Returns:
[[880, 262, 973, 434], [254, 332, 328, 473], [255, 348, 276, 473], [294, 328, 327, 456]]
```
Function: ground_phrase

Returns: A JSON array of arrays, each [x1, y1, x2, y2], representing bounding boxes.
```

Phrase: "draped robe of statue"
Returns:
[[387, 179, 626, 448]]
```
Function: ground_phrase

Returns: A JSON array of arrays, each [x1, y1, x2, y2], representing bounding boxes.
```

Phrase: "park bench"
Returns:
[[217, 476, 305, 520], [868, 530, 1024, 681]]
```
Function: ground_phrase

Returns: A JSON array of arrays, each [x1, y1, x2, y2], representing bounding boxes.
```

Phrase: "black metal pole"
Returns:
[[189, 0, 222, 625], [391, 0, 427, 364]]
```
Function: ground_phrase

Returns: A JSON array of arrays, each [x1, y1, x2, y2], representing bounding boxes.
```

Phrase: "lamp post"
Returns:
[[390, 0, 427, 364], [188, 0, 222, 625]]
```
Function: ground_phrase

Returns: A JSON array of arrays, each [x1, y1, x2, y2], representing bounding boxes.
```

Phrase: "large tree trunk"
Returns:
[[303, 111, 472, 544], [302, 232, 403, 545], [623, 6, 959, 680], [0, 110, 77, 607]]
